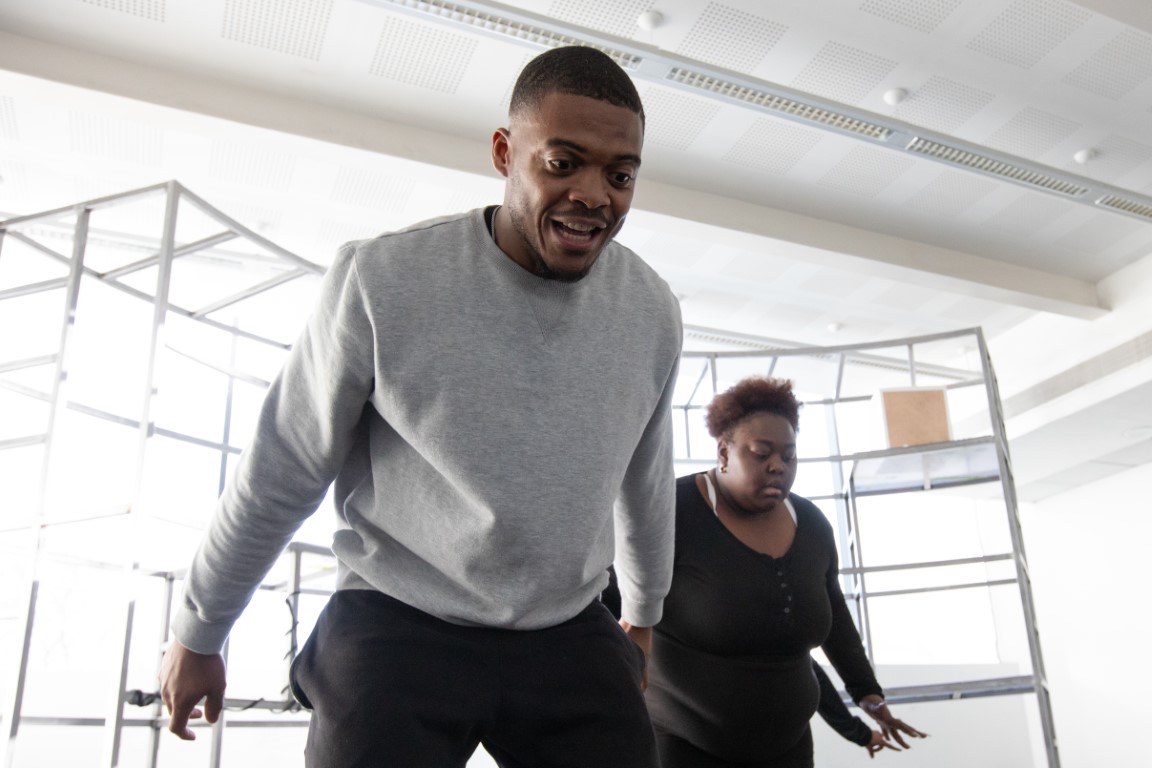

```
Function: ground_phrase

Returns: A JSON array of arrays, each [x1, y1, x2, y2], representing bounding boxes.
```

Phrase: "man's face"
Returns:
[[491, 92, 644, 282]]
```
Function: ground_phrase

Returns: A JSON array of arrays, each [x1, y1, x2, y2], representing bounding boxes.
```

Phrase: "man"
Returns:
[[160, 45, 682, 766]]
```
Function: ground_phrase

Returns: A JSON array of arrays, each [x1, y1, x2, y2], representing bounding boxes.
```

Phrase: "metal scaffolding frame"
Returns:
[[0, 182, 323, 768]]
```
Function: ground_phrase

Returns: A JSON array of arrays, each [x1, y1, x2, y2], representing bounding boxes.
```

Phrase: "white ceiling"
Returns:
[[1, 0, 1151, 499]]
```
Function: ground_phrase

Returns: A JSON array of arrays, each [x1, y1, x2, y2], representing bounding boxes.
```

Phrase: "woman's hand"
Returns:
[[859, 695, 928, 749], [865, 729, 901, 758]]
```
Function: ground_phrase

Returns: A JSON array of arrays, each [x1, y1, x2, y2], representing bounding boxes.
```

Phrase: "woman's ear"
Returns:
[[717, 440, 729, 469]]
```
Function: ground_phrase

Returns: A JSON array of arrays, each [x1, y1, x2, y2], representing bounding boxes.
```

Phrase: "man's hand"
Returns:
[[619, 620, 652, 691], [159, 639, 227, 740]]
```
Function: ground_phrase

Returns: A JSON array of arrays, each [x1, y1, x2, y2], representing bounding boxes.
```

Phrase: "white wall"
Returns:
[[1020, 462, 1152, 768]]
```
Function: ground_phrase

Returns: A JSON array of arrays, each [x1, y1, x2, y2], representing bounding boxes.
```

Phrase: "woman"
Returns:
[[645, 376, 924, 767]]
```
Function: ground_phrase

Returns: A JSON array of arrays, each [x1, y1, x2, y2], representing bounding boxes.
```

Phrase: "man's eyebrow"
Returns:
[[545, 138, 642, 167]]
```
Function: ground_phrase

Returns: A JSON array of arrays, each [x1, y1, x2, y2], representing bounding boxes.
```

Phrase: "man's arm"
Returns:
[[162, 245, 376, 735], [612, 341, 681, 630]]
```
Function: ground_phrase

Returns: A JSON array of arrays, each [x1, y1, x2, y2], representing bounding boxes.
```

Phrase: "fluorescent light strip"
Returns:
[[906, 138, 1088, 197], [1096, 195, 1152, 221], [383, 0, 641, 69], [667, 67, 892, 140]]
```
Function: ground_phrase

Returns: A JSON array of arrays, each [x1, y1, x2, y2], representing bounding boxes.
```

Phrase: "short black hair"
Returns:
[[705, 377, 802, 439], [509, 45, 644, 124]]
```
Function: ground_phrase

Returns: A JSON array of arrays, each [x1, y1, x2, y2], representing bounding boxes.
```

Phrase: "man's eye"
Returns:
[[610, 172, 634, 186], [548, 159, 573, 171]]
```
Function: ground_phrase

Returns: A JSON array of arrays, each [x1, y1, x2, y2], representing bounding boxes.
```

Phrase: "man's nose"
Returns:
[[568, 170, 610, 209]]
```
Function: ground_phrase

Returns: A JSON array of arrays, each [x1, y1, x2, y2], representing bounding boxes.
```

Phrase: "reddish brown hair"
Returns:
[[705, 376, 801, 439]]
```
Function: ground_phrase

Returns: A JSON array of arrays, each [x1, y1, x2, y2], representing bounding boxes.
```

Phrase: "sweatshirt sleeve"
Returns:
[[612, 310, 682, 628], [172, 244, 377, 654]]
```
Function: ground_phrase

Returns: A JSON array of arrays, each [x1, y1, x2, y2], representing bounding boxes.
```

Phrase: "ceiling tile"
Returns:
[[796, 268, 872, 299], [873, 282, 939, 312], [0, 94, 18, 140], [547, 0, 650, 39], [368, 16, 478, 93], [642, 87, 721, 152], [330, 166, 415, 211], [221, 0, 333, 60], [982, 193, 1076, 237], [1061, 28, 1152, 101], [858, 0, 964, 34], [984, 106, 1080, 160], [965, 0, 1091, 69], [1059, 213, 1147, 254], [894, 75, 996, 135], [1083, 134, 1152, 186], [904, 170, 1000, 218], [817, 145, 916, 197], [637, 239, 709, 273], [80, 0, 167, 22], [721, 118, 822, 175], [675, 2, 787, 73], [208, 140, 296, 188], [790, 41, 899, 105], [68, 112, 164, 167]]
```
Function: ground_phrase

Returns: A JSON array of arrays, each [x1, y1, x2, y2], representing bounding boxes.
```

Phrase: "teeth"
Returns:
[[560, 222, 595, 233]]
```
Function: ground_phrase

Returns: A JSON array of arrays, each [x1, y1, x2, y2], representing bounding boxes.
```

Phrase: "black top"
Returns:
[[644, 474, 882, 762], [813, 661, 873, 746]]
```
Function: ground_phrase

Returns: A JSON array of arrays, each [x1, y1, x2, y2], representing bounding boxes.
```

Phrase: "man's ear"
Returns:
[[491, 128, 511, 178]]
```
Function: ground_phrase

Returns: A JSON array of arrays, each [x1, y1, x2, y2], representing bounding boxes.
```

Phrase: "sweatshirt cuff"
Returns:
[[171, 607, 233, 656], [621, 597, 663, 628]]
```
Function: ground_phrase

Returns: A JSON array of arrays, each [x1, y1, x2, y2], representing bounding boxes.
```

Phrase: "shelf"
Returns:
[[849, 439, 1000, 496]]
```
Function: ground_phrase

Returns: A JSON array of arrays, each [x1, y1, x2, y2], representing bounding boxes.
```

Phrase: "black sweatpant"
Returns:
[[289, 589, 657, 767]]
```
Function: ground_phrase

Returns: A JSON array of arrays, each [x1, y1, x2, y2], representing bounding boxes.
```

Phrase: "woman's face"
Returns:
[[718, 411, 798, 516]]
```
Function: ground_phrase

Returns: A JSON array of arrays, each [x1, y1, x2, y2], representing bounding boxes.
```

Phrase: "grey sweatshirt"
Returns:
[[173, 208, 683, 654]]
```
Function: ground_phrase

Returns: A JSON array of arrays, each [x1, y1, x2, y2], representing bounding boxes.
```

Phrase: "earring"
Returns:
[[720, 465, 728, 474]]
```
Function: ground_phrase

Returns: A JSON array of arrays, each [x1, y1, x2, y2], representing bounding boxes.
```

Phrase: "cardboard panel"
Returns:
[[881, 388, 951, 447]]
